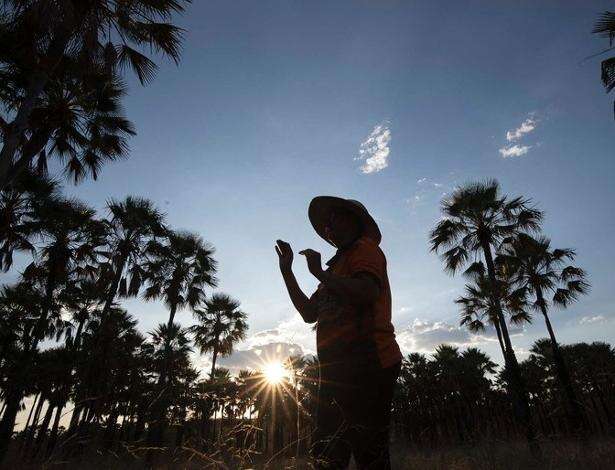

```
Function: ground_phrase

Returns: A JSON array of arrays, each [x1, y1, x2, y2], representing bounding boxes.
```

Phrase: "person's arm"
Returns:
[[275, 240, 318, 323], [299, 249, 380, 306]]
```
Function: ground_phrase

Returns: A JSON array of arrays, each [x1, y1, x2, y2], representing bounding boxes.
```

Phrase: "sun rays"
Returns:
[[262, 361, 288, 385]]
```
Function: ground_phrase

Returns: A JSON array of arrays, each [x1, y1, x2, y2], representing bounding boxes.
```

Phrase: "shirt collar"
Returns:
[[325, 236, 362, 267]]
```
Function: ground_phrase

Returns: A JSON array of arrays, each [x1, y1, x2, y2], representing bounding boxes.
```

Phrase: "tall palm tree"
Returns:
[[1, 59, 135, 188], [190, 293, 248, 378], [237, 369, 259, 421], [149, 321, 194, 398], [143, 231, 217, 381], [429, 179, 542, 450], [144, 231, 217, 330], [456, 261, 530, 358], [593, 11, 615, 118], [99, 196, 166, 325], [0, 282, 44, 412], [143, 230, 216, 444], [0, 0, 189, 188], [0, 198, 102, 454], [498, 233, 589, 431], [23, 198, 104, 352]]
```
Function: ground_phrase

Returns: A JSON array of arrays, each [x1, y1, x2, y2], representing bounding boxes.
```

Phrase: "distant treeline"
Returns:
[[393, 341, 615, 449]]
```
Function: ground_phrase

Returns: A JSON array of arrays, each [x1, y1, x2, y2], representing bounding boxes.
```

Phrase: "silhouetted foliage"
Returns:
[[593, 11, 615, 117]]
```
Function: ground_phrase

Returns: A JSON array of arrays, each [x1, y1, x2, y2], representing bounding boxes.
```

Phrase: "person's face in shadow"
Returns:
[[324, 208, 362, 249]]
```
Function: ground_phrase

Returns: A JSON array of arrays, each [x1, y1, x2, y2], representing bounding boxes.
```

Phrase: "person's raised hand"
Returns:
[[275, 239, 294, 274], [298, 248, 324, 280]]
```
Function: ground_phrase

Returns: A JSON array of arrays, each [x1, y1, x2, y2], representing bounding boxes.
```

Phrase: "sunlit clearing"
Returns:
[[263, 361, 287, 385]]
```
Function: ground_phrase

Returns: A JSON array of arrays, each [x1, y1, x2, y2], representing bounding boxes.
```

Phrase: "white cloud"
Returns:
[[395, 318, 524, 355], [579, 315, 607, 325], [407, 178, 448, 210], [499, 144, 531, 158], [498, 114, 539, 158], [240, 315, 316, 355], [396, 319, 473, 354], [356, 123, 391, 174], [506, 118, 537, 142], [216, 342, 306, 374]]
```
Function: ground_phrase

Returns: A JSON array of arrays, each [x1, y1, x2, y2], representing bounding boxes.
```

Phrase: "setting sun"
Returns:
[[262, 361, 288, 385]]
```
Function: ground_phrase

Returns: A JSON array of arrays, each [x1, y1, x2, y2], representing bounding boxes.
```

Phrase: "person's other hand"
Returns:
[[275, 239, 293, 274], [299, 248, 324, 280]]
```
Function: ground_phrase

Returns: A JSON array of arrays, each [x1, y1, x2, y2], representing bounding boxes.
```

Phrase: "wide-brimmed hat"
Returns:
[[308, 196, 381, 246]]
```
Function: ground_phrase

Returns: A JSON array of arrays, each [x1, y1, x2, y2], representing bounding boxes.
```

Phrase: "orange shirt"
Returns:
[[312, 236, 402, 368]]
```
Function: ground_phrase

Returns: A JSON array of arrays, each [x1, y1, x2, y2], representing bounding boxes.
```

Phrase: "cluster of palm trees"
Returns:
[[0, 170, 253, 462], [0, 176, 612, 466], [393, 340, 615, 449], [430, 179, 590, 449], [0, 0, 190, 191]]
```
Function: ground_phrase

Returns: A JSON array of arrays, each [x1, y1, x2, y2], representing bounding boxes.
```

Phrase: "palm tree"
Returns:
[[593, 11, 615, 118], [0, 0, 189, 188], [143, 230, 216, 444], [23, 198, 104, 352], [144, 230, 217, 331], [191, 293, 248, 378], [456, 261, 530, 358], [236, 369, 259, 421], [0, 171, 58, 272], [99, 196, 165, 324], [429, 179, 542, 451], [498, 233, 590, 431], [150, 322, 193, 374], [1, 59, 135, 188], [0, 198, 102, 454], [150, 321, 194, 398]]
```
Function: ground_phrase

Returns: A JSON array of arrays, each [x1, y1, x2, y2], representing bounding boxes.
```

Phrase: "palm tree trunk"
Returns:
[[100, 253, 128, 325], [33, 401, 55, 457], [45, 402, 64, 457], [0, 379, 27, 458], [295, 377, 300, 459], [493, 319, 506, 359], [535, 287, 584, 433], [85, 253, 128, 425], [67, 405, 81, 434], [22, 393, 46, 454], [481, 241, 539, 454], [146, 302, 179, 448], [22, 393, 40, 444], [63, 318, 86, 439], [210, 346, 219, 378]]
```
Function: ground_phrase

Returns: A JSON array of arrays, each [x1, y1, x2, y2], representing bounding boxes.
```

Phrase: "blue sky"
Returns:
[[16, 1, 615, 370]]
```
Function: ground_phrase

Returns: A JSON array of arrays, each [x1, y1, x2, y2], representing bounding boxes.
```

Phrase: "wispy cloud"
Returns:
[[406, 177, 450, 210], [356, 122, 391, 174], [499, 114, 538, 158], [499, 144, 531, 158], [395, 318, 524, 355], [506, 117, 537, 142], [579, 315, 607, 325]]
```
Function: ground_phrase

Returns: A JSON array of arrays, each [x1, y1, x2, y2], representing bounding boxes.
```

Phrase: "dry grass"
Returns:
[[386, 438, 615, 470], [7, 437, 615, 469]]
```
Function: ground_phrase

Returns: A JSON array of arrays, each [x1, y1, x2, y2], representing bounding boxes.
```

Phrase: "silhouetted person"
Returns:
[[276, 196, 402, 470]]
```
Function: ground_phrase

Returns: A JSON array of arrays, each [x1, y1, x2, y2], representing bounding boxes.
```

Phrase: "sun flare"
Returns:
[[262, 361, 287, 385]]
